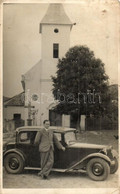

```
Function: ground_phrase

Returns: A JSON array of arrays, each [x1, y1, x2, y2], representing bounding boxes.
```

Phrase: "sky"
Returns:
[[3, 0, 119, 97]]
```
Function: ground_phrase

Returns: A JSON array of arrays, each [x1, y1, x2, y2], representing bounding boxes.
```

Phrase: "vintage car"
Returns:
[[3, 126, 118, 181]]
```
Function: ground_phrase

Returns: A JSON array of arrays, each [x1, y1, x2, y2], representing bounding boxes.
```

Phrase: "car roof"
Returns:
[[16, 126, 76, 133]]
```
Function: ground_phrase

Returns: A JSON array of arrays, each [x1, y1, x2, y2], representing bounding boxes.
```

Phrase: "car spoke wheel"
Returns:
[[4, 153, 24, 174], [87, 158, 110, 181], [110, 157, 118, 174]]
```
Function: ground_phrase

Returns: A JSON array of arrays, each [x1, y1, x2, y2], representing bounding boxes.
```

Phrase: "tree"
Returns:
[[52, 46, 110, 131], [107, 84, 118, 122]]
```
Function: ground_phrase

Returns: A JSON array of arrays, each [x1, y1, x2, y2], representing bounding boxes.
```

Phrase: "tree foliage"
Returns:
[[52, 46, 110, 128], [107, 84, 118, 121]]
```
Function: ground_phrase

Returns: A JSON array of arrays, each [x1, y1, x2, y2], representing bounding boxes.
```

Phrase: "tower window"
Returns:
[[53, 43, 59, 58], [54, 28, 59, 33]]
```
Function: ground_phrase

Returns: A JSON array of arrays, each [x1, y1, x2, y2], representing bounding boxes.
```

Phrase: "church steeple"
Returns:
[[40, 3, 73, 78], [40, 3, 73, 33]]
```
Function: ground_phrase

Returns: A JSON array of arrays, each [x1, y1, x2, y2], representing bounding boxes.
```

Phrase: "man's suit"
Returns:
[[34, 128, 63, 177]]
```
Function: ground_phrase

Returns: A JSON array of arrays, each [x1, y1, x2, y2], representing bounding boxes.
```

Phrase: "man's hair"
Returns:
[[43, 120, 49, 124]]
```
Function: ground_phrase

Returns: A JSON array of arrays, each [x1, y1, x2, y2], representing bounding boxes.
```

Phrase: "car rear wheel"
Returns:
[[4, 153, 24, 174], [110, 157, 118, 174], [87, 158, 110, 181]]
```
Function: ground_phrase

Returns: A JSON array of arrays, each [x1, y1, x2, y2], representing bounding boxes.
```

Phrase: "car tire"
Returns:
[[87, 158, 110, 181], [110, 157, 118, 174], [4, 153, 24, 174]]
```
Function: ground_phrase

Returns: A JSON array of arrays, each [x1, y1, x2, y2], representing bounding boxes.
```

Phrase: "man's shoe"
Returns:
[[44, 175, 48, 179], [41, 175, 49, 180]]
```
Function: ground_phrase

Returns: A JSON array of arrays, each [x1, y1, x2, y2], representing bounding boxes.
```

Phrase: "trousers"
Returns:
[[40, 147, 54, 177]]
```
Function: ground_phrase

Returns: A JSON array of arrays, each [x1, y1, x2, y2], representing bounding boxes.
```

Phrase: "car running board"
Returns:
[[24, 167, 86, 173]]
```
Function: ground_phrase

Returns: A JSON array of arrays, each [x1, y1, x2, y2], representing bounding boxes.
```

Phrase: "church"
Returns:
[[21, 3, 85, 129], [21, 4, 72, 126]]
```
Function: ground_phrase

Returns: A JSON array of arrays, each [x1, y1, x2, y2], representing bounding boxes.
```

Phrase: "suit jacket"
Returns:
[[34, 128, 63, 152]]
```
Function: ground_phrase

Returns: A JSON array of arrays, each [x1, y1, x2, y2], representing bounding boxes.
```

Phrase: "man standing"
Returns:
[[34, 120, 65, 179]]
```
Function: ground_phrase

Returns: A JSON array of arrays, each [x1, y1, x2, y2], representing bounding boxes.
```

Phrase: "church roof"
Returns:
[[40, 3, 73, 26], [23, 60, 42, 79]]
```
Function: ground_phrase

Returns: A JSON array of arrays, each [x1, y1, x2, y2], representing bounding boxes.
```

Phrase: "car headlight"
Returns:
[[3, 143, 7, 152], [102, 147, 107, 155], [111, 149, 118, 158]]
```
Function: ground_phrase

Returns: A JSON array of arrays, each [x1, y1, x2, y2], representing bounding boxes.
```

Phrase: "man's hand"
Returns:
[[62, 146, 65, 151]]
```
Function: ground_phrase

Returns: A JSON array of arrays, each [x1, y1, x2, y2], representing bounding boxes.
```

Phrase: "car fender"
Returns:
[[81, 152, 111, 164], [3, 149, 26, 163], [66, 153, 111, 172]]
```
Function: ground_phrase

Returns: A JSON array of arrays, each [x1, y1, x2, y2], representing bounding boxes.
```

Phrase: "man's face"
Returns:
[[44, 121, 50, 129]]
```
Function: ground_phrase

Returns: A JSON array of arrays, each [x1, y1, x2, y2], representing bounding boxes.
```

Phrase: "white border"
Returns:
[[0, 0, 120, 194]]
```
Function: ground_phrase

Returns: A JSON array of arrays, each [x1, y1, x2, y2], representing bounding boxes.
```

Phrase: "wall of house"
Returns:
[[3, 106, 25, 131], [3, 106, 25, 120]]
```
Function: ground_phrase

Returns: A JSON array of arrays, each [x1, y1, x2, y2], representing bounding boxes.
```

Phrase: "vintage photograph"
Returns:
[[1, 0, 119, 193]]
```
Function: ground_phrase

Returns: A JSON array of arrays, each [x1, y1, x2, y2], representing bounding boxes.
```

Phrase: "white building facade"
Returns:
[[22, 4, 74, 126]]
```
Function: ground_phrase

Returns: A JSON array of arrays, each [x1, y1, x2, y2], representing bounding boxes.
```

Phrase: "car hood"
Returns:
[[68, 142, 109, 149], [3, 141, 16, 150], [3, 140, 15, 146]]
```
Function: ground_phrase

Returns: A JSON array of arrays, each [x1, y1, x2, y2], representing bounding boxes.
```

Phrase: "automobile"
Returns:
[[3, 126, 118, 181]]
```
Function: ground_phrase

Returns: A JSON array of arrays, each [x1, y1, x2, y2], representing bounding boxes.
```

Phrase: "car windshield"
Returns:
[[64, 131, 76, 145]]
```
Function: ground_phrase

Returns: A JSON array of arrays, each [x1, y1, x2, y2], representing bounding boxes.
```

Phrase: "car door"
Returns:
[[54, 145, 82, 169], [53, 131, 88, 169], [17, 131, 40, 167], [53, 132, 78, 169]]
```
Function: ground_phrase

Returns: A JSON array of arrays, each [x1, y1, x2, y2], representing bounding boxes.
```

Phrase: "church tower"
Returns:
[[40, 3, 73, 79], [23, 4, 73, 126], [38, 3, 73, 125]]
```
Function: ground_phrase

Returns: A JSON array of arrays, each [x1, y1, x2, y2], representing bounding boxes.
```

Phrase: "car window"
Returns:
[[19, 132, 30, 143], [65, 132, 76, 145], [19, 131, 37, 144], [54, 133, 61, 141]]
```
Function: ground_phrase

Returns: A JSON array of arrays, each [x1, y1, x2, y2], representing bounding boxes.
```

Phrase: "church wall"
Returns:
[[25, 76, 53, 125], [41, 25, 71, 78]]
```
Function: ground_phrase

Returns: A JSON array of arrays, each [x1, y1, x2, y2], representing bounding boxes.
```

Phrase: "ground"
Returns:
[[2, 129, 119, 188]]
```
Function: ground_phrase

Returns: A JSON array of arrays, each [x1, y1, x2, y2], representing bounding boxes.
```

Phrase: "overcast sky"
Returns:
[[3, 0, 119, 97]]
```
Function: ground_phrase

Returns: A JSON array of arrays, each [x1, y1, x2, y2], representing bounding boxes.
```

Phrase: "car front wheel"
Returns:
[[87, 158, 110, 181], [4, 153, 24, 174]]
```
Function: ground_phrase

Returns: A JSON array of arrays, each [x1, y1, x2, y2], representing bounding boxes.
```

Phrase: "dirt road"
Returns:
[[3, 168, 119, 188]]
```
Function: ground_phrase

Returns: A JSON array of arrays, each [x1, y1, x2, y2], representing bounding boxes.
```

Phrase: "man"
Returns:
[[34, 120, 65, 179]]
